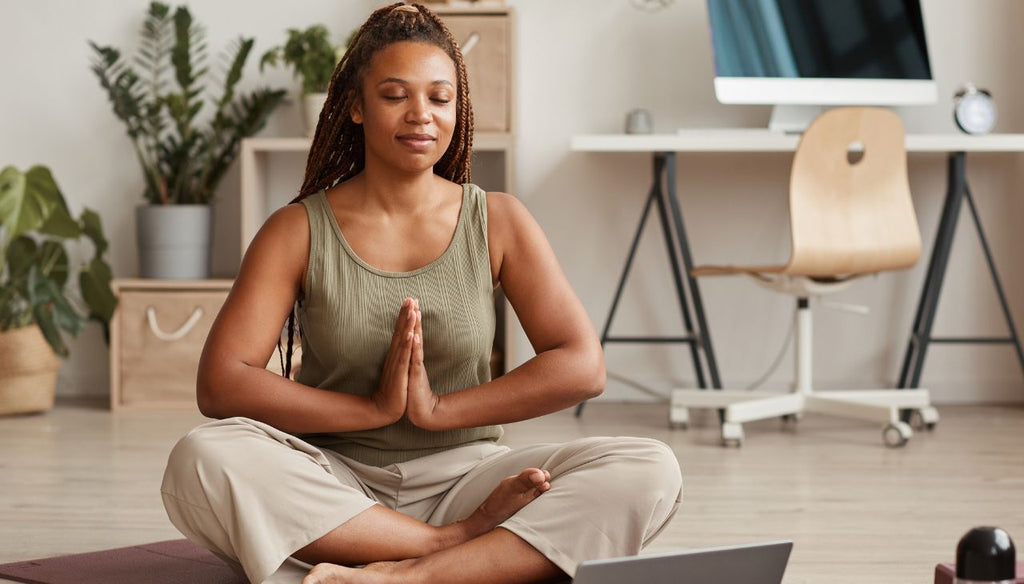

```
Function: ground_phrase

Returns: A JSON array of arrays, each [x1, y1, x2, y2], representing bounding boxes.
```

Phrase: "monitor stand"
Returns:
[[768, 105, 824, 134]]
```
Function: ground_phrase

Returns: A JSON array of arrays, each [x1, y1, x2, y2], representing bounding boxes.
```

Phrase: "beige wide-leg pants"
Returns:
[[161, 417, 683, 584]]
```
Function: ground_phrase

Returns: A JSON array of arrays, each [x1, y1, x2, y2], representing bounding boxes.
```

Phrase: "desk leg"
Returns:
[[898, 151, 1024, 391], [575, 153, 722, 417], [962, 182, 1024, 376], [653, 154, 709, 390], [898, 153, 966, 389], [661, 153, 723, 390], [575, 177, 659, 418]]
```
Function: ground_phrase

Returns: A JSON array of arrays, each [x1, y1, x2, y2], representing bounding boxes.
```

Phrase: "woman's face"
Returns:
[[352, 41, 458, 176]]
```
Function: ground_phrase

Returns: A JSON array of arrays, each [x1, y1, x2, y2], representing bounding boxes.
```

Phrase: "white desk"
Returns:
[[570, 131, 1024, 414], [572, 131, 1024, 153]]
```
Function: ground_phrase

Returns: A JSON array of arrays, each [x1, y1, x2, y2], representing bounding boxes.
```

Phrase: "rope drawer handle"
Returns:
[[146, 306, 204, 341]]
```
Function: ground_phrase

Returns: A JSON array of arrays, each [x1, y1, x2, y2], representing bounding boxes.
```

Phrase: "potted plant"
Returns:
[[89, 2, 286, 279], [0, 165, 117, 415], [260, 25, 351, 137]]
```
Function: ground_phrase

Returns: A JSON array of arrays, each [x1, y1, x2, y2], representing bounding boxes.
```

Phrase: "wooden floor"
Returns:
[[1, 400, 1022, 583]]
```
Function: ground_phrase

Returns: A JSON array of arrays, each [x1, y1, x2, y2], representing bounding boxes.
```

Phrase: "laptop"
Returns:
[[573, 540, 793, 584]]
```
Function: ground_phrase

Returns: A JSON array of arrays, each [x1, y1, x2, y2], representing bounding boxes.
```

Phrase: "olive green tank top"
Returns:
[[295, 184, 502, 467]]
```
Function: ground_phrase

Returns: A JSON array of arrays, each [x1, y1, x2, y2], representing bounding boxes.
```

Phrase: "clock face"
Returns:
[[955, 92, 997, 134]]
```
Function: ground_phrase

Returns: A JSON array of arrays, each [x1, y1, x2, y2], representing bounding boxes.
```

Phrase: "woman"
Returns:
[[161, 4, 682, 583]]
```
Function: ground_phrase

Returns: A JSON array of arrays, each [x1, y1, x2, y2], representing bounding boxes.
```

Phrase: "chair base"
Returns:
[[670, 387, 938, 448], [669, 294, 939, 448]]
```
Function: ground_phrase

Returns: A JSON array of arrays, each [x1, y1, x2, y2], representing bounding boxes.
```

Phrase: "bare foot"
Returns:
[[470, 468, 551, 529], [302, 560, 405, 584]]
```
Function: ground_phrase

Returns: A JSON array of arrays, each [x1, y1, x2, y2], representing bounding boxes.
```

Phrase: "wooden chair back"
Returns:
[[785, 107, 922, 277]]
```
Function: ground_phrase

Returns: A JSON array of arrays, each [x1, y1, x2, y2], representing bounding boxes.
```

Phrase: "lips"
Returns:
[[397, 133, 436, 151]]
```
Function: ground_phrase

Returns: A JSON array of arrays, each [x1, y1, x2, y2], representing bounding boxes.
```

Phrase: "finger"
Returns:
[[415, 301, 423, 337], [412, 330, 425, 367], [389, 298, 411, 342], [388, 298, 415, 352], [411, 327, 423, 364]]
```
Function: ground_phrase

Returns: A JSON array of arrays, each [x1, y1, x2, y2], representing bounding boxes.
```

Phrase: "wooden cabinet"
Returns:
[[109, 279, 232, 410]]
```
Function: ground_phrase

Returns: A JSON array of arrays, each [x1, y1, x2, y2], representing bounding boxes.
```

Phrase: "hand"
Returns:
[[372, 298, 416, 424], [406, 299, 441, 429]]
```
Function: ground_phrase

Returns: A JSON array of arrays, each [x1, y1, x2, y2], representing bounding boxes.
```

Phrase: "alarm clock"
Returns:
[[953, 83, 997, 134]]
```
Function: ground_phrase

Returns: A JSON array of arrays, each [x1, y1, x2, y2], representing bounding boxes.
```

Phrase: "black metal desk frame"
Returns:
[[575, 152, 722, 416], [898, 151, 1024, 390]]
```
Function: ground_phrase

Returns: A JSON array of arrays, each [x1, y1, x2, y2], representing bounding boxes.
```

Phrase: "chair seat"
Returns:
[[693, 263, 860, 296], [691, 263, 788, 277]]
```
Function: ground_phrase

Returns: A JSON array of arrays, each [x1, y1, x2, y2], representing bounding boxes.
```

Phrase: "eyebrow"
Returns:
[[376, 77, 454, 88]]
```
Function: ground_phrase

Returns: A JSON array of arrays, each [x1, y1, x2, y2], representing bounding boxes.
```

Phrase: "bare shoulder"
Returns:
[[237, 200, 310, 289], [251, 201, 309, 251], [262, 200, 309, 232], [485, 190, 532, 231]]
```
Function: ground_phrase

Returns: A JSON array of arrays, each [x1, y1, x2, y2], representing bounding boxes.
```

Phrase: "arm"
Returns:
[[406, 193, 605, 430], [196, 203, 415, 434]]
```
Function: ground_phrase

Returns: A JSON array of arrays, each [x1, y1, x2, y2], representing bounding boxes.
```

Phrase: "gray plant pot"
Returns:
[[136, 204, 212, 279]]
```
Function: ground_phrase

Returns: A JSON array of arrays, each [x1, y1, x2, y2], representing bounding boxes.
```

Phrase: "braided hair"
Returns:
[[280, 3, 474, 378]]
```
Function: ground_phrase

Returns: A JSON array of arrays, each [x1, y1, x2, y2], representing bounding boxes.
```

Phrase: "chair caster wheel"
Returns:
[[669, 408, 689, 430], [909, 407, 939, 431], [883, 421, 913, 448], [721, 422, 744, 447]]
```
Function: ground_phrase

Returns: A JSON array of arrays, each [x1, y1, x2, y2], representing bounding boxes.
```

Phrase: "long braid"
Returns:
[[279, 2, 475, 378], [420, 5, 474, 184]]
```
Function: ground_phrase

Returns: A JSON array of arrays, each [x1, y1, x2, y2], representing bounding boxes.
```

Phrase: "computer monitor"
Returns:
[[706, 0, 937, 132]]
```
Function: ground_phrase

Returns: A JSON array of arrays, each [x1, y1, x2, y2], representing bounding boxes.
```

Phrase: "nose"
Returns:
[[406, 95, 432, 125]]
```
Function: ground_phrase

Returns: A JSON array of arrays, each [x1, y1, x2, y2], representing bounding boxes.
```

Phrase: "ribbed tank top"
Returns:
[[295, 184, 503, 467]]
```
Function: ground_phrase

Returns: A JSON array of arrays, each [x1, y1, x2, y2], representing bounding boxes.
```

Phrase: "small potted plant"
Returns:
[[89, 2, 286, 279], [0, 165, 117, 415], [260, 25, 351, 137]]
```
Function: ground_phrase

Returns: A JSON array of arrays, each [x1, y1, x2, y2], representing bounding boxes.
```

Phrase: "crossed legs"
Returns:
[[297, 469, 564, 584], [162, 419, 682, 584]]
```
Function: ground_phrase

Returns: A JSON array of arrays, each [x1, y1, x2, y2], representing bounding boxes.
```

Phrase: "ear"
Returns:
[[349, 91, 363, 125]]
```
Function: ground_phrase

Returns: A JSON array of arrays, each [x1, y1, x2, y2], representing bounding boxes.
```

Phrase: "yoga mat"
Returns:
[[0, 539, 244, 584]]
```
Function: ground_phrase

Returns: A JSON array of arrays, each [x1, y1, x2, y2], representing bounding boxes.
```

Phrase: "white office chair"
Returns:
[[671, 107, 939, 448]]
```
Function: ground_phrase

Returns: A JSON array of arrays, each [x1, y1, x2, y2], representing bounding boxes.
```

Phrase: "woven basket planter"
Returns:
[[0, 325, 61, 415]]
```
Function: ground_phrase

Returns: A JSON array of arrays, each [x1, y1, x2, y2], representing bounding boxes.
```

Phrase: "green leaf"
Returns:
[[80, 208, 108, 256], [31, 268, 83, 337], [6, 235, 38, 281], [148, 1, 170, 20], [0, 166, 53, 245], [0, 283, 30, 331], [33, 303, 67, 357], [217, 37, 252, 111], [172, 5, 195, 91], [80, 256, 117, 342], [36, 240, 70, 288], [38, 203, 81, 239]]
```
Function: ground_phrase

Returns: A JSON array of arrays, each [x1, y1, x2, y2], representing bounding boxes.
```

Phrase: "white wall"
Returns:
[[2, 1, 1022, 404]]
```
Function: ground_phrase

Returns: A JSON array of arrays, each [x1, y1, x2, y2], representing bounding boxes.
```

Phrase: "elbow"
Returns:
[[578, 342, 606, 400], [195, 378, 222, 419], [195, 363, 230, 419]]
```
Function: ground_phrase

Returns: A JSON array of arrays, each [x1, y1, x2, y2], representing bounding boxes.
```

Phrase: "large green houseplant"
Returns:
[[0, 165, 117, 415], [260, 25, 352, 136], [89, 1, 286, 278]]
